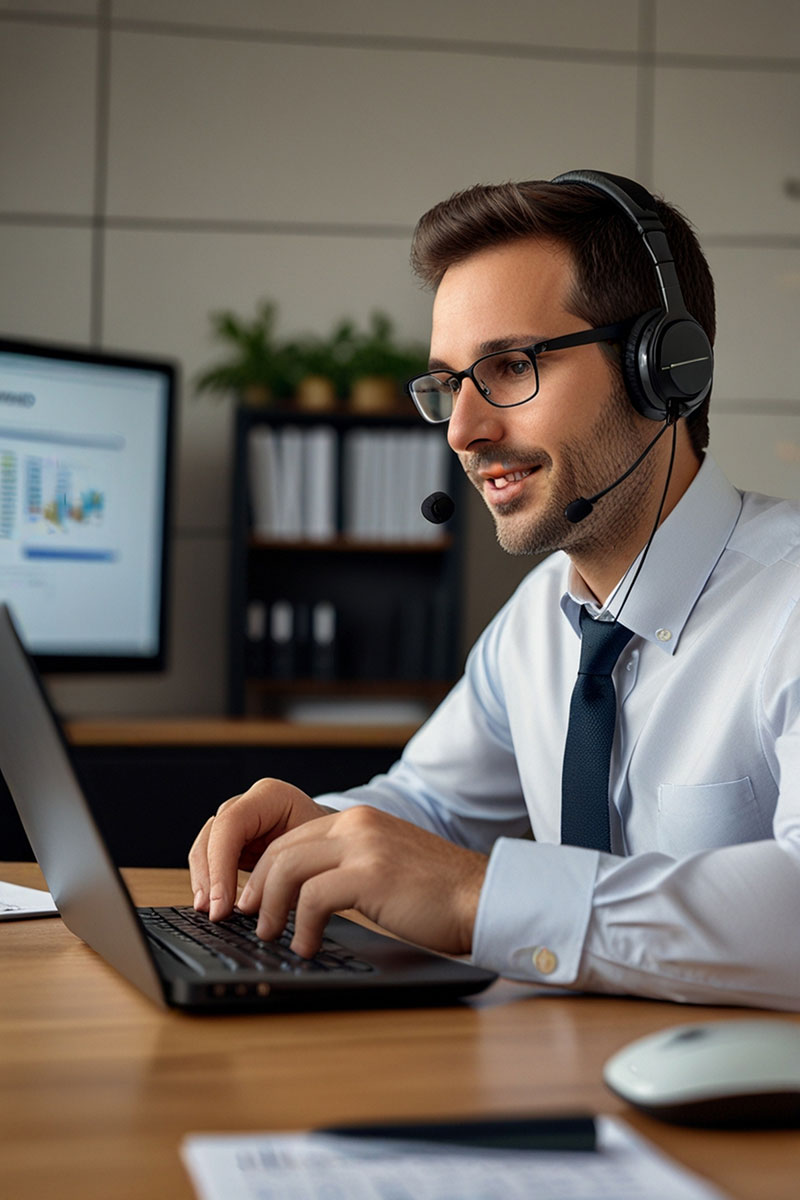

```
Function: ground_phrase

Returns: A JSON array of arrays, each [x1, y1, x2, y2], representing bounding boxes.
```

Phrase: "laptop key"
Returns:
[[146, 906, 376, 976], [141, 910, 251, 973], [145, 926, 229, 976]]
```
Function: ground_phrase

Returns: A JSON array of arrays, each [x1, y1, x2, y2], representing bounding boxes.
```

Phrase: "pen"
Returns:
[[319, 1114, 597, 1152]]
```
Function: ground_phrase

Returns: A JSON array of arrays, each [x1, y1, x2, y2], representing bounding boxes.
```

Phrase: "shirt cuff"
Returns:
[[471, 838, 600, 984]]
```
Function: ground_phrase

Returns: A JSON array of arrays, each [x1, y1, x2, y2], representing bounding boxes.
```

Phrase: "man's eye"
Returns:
[[496, 357, 533, 378], [507, 359, 532, 376]]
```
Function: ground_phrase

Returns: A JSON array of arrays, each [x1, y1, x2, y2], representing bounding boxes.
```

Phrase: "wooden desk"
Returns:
[[1, 862, 798, 1200]]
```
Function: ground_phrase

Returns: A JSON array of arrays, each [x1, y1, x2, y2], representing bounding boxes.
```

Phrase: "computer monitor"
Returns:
[[0, 337, 175, 672]]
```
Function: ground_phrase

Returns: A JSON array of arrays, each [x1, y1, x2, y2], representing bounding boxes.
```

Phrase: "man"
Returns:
[[190, 172, 800, 1009]]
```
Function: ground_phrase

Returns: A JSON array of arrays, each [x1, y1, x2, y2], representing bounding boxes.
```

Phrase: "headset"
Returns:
[[551, 169, 713, 423]]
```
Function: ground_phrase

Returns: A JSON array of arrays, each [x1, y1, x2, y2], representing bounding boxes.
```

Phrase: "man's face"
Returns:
[[431, 237, 657, 559]]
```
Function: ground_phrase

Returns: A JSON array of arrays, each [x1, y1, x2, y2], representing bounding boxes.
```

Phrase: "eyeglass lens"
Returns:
[[412, 349, 539, 422]]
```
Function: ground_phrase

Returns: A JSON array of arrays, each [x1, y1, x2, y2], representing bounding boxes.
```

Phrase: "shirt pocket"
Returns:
[[656, 777, 763, 857]]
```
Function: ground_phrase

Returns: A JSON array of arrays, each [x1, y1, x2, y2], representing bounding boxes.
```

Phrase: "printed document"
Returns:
[[182, 1116, 728, 1200]]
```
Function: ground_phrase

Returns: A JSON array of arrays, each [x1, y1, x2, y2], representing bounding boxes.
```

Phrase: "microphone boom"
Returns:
[[564, 421, 670, 524]]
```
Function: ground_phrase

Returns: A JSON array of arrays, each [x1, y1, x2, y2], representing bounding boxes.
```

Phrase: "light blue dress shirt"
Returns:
[[318, 455, 800, 1009]]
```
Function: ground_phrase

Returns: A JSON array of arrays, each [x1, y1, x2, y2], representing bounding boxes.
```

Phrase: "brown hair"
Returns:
[[410, 180, 716, 455]]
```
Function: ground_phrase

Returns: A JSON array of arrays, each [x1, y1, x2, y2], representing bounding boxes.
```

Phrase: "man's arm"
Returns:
[[472, 710, 800, 1010], [474, 833, 800, 1010], [313, 683, 533, 853], [189, 603, 530, 957]]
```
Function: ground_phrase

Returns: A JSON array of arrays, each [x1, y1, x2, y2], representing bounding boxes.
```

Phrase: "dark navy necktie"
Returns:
[[561, 608, 634, 852]]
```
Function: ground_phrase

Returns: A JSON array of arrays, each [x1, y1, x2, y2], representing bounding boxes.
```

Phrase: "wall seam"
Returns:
[[89, 0, 111, 347], [635, 0, 656, 186]]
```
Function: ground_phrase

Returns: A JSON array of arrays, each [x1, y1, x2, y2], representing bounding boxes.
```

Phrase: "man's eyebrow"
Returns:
[[428, 335, 539, 372], [477, 334, 540, 355]]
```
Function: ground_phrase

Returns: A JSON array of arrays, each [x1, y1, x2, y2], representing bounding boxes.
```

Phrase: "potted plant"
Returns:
[[344, 313, 428, 414], [287, 319, 358, 413], [194, 300, 294, 407]]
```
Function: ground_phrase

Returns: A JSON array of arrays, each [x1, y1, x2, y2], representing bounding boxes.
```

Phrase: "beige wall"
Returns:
[[1, 0, 798, 716]]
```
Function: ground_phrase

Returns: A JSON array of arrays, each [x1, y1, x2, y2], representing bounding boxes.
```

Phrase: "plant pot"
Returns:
[[295, 374, 338, 413], [348, 375, 401, 415]]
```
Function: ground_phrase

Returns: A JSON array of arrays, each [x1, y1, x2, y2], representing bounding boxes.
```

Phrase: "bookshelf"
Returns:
[[227, 406, 464, 717]]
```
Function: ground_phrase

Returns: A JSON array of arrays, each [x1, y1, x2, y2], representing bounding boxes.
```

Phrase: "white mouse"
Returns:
[[603, 1018, 800, 1126]]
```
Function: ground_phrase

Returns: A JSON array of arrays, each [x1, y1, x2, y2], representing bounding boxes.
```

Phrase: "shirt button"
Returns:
[[532, 946, 558, 975], [656, 628, 672, 643]]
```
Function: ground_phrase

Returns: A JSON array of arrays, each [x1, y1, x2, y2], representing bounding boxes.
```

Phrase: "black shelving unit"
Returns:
[[227, 406, 464, 716]]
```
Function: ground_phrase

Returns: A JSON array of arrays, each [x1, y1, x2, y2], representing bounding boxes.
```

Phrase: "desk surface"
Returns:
[[1, 862, 798, 1200]]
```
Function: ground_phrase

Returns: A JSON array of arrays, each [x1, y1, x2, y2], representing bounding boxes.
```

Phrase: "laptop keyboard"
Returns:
[[140, 906, 376, 977]]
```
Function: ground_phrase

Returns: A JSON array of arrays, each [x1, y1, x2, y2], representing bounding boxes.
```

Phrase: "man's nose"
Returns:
[[447, 377, 505, 453]]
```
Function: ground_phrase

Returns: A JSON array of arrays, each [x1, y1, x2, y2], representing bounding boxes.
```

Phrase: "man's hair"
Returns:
[[410, 180, 716, 455]]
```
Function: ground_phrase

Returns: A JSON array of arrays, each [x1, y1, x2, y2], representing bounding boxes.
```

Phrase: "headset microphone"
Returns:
[[421, 491, 455, 525], [564, 419, 671, 524]]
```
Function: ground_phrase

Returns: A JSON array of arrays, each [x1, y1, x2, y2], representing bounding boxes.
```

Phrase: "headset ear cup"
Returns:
[[621, 309, 664, 420]]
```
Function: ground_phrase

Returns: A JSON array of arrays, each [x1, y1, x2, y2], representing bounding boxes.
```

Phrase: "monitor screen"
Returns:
[[0, 337, 175, 672]]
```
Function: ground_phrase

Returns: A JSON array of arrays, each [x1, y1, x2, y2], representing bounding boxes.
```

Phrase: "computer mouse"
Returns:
[[603, 1018, 800, 1127]]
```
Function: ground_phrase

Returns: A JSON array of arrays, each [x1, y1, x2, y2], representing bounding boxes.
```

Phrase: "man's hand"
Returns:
[[188, 779, 488, 959], [236, 804, 487, 959], [188, 777, 330, 922]]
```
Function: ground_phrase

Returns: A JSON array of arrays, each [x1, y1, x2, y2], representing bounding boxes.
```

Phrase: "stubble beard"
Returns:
[[468, 385, 661, 558]]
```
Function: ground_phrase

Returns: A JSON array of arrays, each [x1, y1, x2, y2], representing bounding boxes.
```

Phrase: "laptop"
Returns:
[[0, 604, 496, 1011]]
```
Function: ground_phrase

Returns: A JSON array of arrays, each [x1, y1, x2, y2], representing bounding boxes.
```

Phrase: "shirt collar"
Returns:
[[560, 454, 743, 654]]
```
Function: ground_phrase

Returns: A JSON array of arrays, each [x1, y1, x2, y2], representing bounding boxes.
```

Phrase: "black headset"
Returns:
[[551, 169, 713, 423]]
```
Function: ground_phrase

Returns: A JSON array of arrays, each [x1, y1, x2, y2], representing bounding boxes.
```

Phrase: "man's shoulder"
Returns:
[[730, 489, 800, 569]]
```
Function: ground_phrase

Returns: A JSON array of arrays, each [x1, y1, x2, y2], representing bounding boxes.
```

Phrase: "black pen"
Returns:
[[319, 1114, 597, 1152]]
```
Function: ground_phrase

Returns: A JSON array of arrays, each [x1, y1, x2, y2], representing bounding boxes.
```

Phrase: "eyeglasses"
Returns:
[[406, 321, 629, 424]]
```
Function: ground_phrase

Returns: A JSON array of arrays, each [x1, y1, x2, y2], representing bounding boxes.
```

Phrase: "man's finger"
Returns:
[[187, 815, 216, 909], [291, 869, 358, 959], [241, 830, 342, 942], [205, 793, 278, 921]]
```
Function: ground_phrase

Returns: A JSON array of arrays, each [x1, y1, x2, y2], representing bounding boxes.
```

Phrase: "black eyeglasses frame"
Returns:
[[406, 320, 632, 424]]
